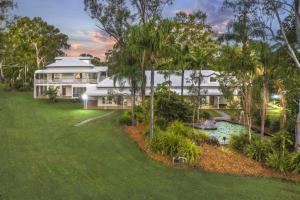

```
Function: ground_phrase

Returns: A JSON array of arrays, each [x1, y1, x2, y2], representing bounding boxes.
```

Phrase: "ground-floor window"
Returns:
[[36, 86, 47, 96], [73, 87, 86, 98]]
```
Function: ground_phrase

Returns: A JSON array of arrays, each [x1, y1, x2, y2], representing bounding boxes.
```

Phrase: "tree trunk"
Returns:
[[149, 64, 155, 140], [0, 61, 4, 83], [181, 69, 184, 102], [140, 49, 146, 105], [149, 50, 156, 140], [274, 9, 300, 70], [295, 0, 300, 48], [296, 104, 300, 150], [131, 81, 136, 126], [260, 80, 269, 138], [197, 71, 201, 121]]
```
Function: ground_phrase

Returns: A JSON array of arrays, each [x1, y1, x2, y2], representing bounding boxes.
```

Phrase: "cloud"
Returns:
[[65, 30, 116, 60]]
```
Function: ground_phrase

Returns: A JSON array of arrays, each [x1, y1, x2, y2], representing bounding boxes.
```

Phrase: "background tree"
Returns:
[[0, 0, 15, 83], [2, 17, 69, 89]]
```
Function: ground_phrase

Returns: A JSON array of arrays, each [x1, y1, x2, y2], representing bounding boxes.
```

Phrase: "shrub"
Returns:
[[166, 120, 194, 139], [266, 150, 290, 172], [271, 121, 280, 132], [149, 132, 199, 162], [198, 111, 211, 120], [245, 138, 272, 162], [230, 134, 250, 153], [271, 130, 294, 153], [119, 111, 131, 125], [288, 151, 300, 174], [194, 132, 209, 145], [154, 85, 192, 123], [44, 86, 58, 103], [206, 136, 220, 145], [155, 116, 169, 130]]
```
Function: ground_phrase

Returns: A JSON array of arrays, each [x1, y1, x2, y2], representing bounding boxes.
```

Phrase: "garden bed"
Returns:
[[124, 125, 300, 182]]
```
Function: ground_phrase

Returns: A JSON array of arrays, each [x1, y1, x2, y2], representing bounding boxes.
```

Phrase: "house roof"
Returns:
[[35, 67, 108, 74], [97, 70, 219, 88], [46, 57, 94, 68]]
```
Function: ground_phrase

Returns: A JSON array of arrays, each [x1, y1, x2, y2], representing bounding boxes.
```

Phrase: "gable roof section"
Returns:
[[97, 70, 219, 88], [46, 57, 94, 68]]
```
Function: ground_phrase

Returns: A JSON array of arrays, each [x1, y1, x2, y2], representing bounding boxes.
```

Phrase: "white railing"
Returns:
[[35, 79, 97, 84]]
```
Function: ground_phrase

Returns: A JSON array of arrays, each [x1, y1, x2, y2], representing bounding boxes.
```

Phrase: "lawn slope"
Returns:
[[0, 88, 300, 200]]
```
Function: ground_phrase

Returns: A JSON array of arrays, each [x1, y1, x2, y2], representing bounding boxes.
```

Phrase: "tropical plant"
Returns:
[[166, 120, 194, 139], [245, 137, 272, 162], [230, 134, 250, 153], [288, 151, 300, 174], [44, 86, 58, 103], [154, 85, 192, 123], [149, 132, 199, 162]]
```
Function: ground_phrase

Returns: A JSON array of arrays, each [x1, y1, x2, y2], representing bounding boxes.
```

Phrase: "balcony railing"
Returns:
[[35, 78, 97, 84]]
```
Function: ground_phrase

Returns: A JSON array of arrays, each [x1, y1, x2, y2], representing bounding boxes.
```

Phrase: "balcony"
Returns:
[[35, 78, 97, 84]]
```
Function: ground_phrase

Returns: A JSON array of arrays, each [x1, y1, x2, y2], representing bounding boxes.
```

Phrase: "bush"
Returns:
[[198, 111, 211, 120], [266, 150, 290, 172], [271, 130, 294, 153], [166, 120, 194, 139], [154, 85, 192, 123], [288, 151, 300, 174], [155, 116, 169, 130], [245, 137, 272, 162], [194, 132, 209, 145], [230, 134, 250, 153], [149, 132, 199, 162], [271, 121, 280, 132], [119, 111, 132, 125], [206, 136, 220, 145]]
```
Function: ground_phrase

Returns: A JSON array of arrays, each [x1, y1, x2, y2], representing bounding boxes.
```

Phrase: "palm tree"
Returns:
[[109, 45, 142, 126]]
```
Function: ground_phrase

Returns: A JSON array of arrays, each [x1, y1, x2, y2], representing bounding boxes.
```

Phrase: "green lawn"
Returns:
[[1, 88, 300, 200]]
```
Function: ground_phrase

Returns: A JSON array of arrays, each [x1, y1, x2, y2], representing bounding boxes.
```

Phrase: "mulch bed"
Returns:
[[124, 125, 172, 165], [123, 125, 300, 182]]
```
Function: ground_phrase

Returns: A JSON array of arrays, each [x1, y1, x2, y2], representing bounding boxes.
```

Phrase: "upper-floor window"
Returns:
[[89, 73, 97, 79], [74, 73, 82, 79], [52, 73, 60, 79], [210, 77, 217, 82]]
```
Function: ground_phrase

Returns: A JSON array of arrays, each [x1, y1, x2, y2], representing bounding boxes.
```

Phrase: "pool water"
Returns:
[[203, 121, 247, 144]]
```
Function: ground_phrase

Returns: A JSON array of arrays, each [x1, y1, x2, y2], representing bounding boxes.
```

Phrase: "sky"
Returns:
[[13, 0, 232, 60]]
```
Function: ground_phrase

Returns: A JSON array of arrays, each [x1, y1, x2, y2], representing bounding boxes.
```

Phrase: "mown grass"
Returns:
[[0, 87, 300, 200]]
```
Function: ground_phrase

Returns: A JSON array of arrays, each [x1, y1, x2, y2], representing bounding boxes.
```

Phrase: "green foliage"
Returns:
[[245, 137, 272, 162], [154, 85, 192, 123], [194, 132, 209, 145], [44, 86, 58, 103], [166, 120, 194, 138], [206, 136, 220, 146], [288, 151, 300, 174], [149, 132, 199, 162], [266, 151, 290, 173], [271, 130, 294, 153], [230, 134, 250, 153], [198, 111, 212, 120], [119, 111, 132, 125]]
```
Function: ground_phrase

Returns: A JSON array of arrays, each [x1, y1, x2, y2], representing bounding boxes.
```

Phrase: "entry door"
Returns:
[[62, 87, 66, 96]]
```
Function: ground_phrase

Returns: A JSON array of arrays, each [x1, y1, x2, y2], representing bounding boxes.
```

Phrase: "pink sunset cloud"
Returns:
[[65, 30, 116, 60]]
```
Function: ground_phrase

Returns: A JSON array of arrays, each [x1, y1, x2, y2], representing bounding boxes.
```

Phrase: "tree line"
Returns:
[[84, 0, 300, 149]]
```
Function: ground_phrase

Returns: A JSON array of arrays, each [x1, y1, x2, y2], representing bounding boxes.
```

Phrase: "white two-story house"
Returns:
[[34, 57, 107, 99], [84, 70, 239, 109], [34, 57, 238, 109]]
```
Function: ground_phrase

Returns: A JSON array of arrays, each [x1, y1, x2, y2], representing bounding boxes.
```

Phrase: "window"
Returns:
[[210, 77, 217, 82], [108, 96, 113, 104], [52, 73, 60, 79], [102, 97, 106, 104], [89, 73, 97, 79], [73, 87, 86, 98], [74, 73, 82, 79]]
